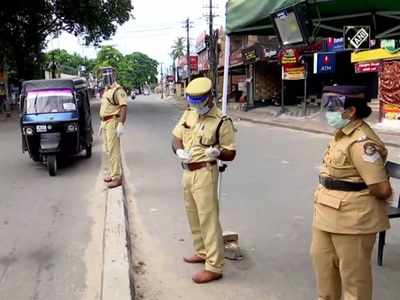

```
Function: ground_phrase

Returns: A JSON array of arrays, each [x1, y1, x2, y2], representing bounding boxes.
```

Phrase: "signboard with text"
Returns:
[[355, 62, 380, 73], [282, 66, 305, 80], [344, 26, 370, 50], [327, 37, 344, 52], [313, 52, 336, 74]]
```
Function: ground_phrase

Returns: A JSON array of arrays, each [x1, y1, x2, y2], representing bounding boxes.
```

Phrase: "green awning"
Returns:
[[226, 0, 400, 37]]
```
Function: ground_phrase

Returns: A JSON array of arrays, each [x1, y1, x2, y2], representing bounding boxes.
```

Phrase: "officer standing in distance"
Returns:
[[172, 77, 236, 284], [311, 93, 392, 300], [99, 67, 128, 189]]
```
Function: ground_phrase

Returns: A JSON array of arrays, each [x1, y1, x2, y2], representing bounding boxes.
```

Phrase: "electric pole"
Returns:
[[160, 63, 164, 99], [207, 0, 218, 100], [185, 18, 191, 82]]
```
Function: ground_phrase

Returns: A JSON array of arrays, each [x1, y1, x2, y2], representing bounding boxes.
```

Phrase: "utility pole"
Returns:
[[207, 0, 218, 100], [160, 63, 164, 99], [185, 18, 191, 82], [51, 52, 56, 79]]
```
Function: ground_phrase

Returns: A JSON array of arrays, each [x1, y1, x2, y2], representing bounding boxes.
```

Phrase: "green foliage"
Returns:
[[0, 0, 133, 80], [44, 49, 96, 76], [94, 47, 158, 90], [94, 46, 124, 71], [170, 37, 185, 60], [120, 52, 159, 89]]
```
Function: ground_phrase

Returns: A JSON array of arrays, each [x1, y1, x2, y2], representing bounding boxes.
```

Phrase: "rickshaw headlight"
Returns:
[[66, 123, 78, 132], [25, 127, 34, 135]]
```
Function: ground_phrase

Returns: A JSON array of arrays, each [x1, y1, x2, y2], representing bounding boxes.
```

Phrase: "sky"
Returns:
[[47, 0, 226, 72]]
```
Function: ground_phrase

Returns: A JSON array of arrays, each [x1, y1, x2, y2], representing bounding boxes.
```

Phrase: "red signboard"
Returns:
[[355, 62, 380, 73], [189, 56, 198, 71], [177, 55, 198, 71]]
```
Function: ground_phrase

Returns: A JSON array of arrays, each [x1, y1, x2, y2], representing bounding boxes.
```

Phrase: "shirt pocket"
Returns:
[[181, 123, 193, 143], [315, 189, 347, 210], [332, 149, 348, 166], [199, 125, 217, 147]]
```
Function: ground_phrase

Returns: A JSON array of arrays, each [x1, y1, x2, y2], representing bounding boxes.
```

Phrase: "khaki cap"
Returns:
[[186, 77, 212, 96]]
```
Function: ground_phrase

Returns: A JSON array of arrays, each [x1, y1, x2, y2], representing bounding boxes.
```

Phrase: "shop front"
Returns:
[[352, 46, 400, 129], [242, 43, 280, 107]]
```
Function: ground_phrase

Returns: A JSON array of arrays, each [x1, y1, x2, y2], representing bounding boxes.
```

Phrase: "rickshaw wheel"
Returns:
[[47, 155, 57, 176], [85, 146, 92, 159]]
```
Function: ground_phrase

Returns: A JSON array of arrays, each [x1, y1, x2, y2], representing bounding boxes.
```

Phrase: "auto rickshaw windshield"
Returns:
[[25, 89, 76, 114]]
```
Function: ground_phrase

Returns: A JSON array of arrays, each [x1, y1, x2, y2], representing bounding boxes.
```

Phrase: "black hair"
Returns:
[[344, 97, 372, 119]]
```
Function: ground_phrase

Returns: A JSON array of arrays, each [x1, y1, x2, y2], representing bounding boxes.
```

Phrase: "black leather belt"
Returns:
[[319, 176, 368, 192]]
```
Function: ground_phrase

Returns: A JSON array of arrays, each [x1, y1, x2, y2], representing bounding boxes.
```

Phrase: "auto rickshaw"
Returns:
[[20, 78, 93, 176]]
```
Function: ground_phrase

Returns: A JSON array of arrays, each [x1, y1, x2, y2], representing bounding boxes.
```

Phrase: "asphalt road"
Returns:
[[0, 105, 105, 300], [123, 95, 400, 300]]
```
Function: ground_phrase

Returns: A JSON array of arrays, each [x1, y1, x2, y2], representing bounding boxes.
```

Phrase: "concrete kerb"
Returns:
[[101, 185, 133, 300]]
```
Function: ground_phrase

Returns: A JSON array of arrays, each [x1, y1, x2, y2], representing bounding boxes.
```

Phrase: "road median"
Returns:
[[101, 185, 132, 300]]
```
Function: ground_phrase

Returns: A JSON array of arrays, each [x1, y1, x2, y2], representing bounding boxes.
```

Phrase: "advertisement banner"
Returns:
[[327, 37, 344, 52], [282, 66, 305, 80], [379, 61, 400, 123], [279, 48, 300, 66], [195, 32, 208, 54]]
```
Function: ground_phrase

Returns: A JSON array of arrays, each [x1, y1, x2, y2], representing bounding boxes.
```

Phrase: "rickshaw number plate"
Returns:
[[36, 125, 47, 133]]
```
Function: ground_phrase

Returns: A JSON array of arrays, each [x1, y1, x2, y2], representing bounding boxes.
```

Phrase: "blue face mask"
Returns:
[[326, 112, 351, 129]]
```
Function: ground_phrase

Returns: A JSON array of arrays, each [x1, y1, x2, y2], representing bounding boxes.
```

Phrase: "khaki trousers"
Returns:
[[102, 118, 122, 180], [310, 227, 376, 300], [182, 164, 224, 274]]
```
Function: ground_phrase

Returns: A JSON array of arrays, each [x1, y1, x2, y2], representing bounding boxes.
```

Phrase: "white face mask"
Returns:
[[195, 105, 211, 115], [191, 101, 210, 115]]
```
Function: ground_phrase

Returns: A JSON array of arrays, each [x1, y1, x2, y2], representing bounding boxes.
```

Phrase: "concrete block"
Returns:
[[224, 241, 242, 261], [102, 186, 132, 300], [223, 231, 239, 243]]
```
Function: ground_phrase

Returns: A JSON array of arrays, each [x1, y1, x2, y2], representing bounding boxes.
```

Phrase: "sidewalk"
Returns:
[[228, 104, 400, 148]]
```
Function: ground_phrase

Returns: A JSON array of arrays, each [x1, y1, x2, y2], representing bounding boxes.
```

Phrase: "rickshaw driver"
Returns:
[[99, 67, 128, 189]]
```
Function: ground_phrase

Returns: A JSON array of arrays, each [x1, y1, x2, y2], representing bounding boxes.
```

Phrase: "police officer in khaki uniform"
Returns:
[[311, 94, 393, 300], [99, 67, 128, 188], [172, 77, 236, 284]]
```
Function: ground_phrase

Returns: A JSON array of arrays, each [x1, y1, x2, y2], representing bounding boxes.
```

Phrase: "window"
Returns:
[[25, 89, 76, 114]]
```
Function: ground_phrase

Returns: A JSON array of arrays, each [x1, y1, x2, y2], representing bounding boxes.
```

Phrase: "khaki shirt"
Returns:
[[313, 120, 390, 234], [172, 105, 236, 163], [99, 83, 128, 118]]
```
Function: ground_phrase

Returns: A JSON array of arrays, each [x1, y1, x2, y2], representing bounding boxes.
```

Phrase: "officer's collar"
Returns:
[[201, 103, 219, 119], [340, 119, 363, 136]]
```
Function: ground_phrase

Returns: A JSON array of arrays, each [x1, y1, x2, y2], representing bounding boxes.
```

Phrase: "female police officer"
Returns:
[[311, 94, 392, 300]]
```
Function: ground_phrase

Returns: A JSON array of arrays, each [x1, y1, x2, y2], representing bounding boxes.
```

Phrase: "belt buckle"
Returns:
[[182, 163, 189, 170]]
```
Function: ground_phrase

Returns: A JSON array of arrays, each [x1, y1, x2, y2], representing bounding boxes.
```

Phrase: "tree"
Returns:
[[170, 37, 185, 60], [170, 37, 185, 81], [0, 0, 133, 81], [93, 46, 158, 91], [120, 52, 159, 90], [94, 46, 125, 71], [44, 49, 96, 77]]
